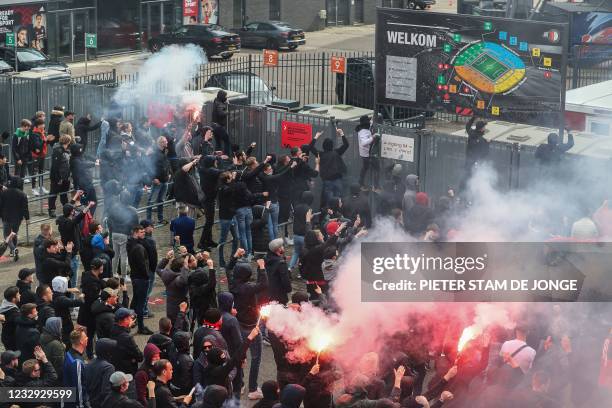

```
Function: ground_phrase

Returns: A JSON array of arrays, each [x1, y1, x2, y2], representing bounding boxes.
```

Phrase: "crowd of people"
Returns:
[[0, 96, 608, 408]]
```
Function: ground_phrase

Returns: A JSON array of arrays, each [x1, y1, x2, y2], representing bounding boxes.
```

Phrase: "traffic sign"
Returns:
[[330, 56, 346, 74], [85, 33, 97, 48], [5, 33, 15, 47], [263, 49, 278, 67]]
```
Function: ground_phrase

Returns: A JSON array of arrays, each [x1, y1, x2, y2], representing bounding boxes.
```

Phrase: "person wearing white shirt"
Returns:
[[500, 325, 537, 374], [356, 115, 378, 189]]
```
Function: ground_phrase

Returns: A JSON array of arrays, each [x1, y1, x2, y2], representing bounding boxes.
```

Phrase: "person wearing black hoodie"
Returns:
[[15, 303, 41, 363], [404, 192, 434, 237], [265, 239, 292, 305], [77, 258, 105, 358], [1, 286, 21, 351], [127, 226, 154, 335], [230, 258, 268, 398], [343, 183, 372, 228], [48, 134, 73, 219], [85, 338, 117, 408], [198, 156, 223, 249], [212, 90, 229, 129], [251, 204, 271, 255], [274, 384, 306, 408], [169, 331, 193, 396], [289, 146, 319, 209], [289, 191, 314, 271], [217, 292, 242, 381], [70, 143, 98, 212], [300, 228, 340, 299], [16, 268, 36, 306], [201, 385, 228, 408], [187, 257, 217, 327], [258, 158, 296, 240], [75, 114, 102, 149], [535, 130, 575, 165], [193, 308, 227, 363], [253, 380, 280, 408], [0, 176, 29, 260], [309, 129, 349, 208], [173, 157, 205, 213]]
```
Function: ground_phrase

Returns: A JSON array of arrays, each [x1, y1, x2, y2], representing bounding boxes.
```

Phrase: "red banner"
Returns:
[[183, 0, 198, 17], [281, 121, 312, 148]]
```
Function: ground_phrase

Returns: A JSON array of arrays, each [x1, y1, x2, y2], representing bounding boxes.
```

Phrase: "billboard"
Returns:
[[0, 3, 46, 52], [573, 11, 612, 45], [375, 9, 568, 126]]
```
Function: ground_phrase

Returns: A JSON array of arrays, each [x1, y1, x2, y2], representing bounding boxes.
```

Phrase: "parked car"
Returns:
[[0, 58, 13, 74], [148, 24, 240, 59], [0, 47, 70, 77], [232, 21, 305, 50], [406, 0, 436, 10], [204, 71, 276, 105]]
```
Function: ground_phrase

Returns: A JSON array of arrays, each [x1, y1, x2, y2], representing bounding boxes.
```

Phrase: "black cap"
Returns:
[[1, 350, 20, 365], [18, 268, 35, 281], [91, 258, 105, 270]]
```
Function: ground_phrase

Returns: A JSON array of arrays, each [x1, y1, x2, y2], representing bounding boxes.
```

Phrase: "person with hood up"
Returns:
[[193, 334, 232, 390], [253, 380, 280, 408], [47, 106, 64, 147], [39, 317, 65, 381], [135, 343, 161, 407], [0, 176, 29, 261], [272, 384, 306, 408], [156, 251, 189, 322], [217, 292, 243, 397], [198, 155, 223, 250], [188, 256, 217, 327], [85, 338, 118, 408], [309, 128, 349, 208], [230, 258, 268, 400], [202, 325, 260, 396], [48, 134, 73, 218], [173, 157, 205, 216], [265, 238, 292, 305], [1, 286, 21, 350], [169, 331, 193, 396], [30, 118, 48, 195], [401, 174, 419, 227], [36, 284, 56, 329], [75, 113, 102, 149], [92, 287, 123, 339], [52, 275, 84, 344], [462, 115, 490, 190], [404, 192, 434, 237], [16, 268, 36, 306], [193, 308, 227, 363], [289, 192, 314, 271], [201, 385, 228, 408], [251, 203, 272, 255], [535, 130, 575, 165], [15, 303, 40, 363], [11, 119, 31, 181], [300, 226, 341, 299], [212, 90, 229, 129]]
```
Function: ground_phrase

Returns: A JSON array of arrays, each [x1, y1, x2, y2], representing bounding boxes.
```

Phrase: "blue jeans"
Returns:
[[235, 207, 253, 255], [267, 202, 280, 240], [240, 327, 262, 392], [218, 218, 238, 267], [322, 178, 343, 207], [145, 271, 155, 315], [146, 182, 168, 222], [288, 234, 304, 270], [131, 278, 149, 330], [70, 255, 79, 289], [129, 184, 143, 208]]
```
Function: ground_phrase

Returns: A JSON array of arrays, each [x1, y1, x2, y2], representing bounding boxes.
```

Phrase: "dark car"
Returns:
[[232, 21, 305, 50], [406, 0, 436, 9], [148, 24, 240, 60], [0, 47, 70, 74], [204, 71, 276, 105], [0, 58, 13, 74]]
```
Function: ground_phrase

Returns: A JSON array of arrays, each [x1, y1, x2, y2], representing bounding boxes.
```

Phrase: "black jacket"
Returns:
[[127, 237, 150, 280], [291, 157, 318, 199], [0, 162, 9, 189], [258, 165, 292, 203], [174, 165, 205, 208], [404, 204, 434, 236], [48, 110, 64, 140], [535, 133, 575, 165], [50, 144, 71, 182], [40, 251, 72, 285], [92, 299, 117, 339], [15, 316, 40, 362], [101, 391, 150, 408], [199, 157, 223, 198], [217, 182, 236, 220], [188, 267, 217, 325], [36, 299, 56, 330], [12, 129, 31, 162], [201, 337, 252, 393], [212, 98, 228, 128], [264, 252, 292, 305], [17, 279, 37, 306], [300, 234, 338, 283], [218, 292, 242, 358], [108, 201, 139, 236], [465, 116, 491, 166], [77, 270, 103, 327], [154, 380, 188, 408], [34, 233, 47, 279], [231, 180, 266, 211], [0, 183, 29, 224], [15, 360, 58, 387], [142, 235, 158, 274], [151, 148, 171, 183], [57, 210, 86, 254], [72, 154, 96, 189], [75, 117, 102, 148], [309, 136, 349, 181], [193, 326, 227, 366], [111, 324, 144, 374], [85, 338, 116, 408], [252, 205, 271, 253], [230, 262, 268, 329], [170, 331, 193, 396], [52, 291, 84, 342]]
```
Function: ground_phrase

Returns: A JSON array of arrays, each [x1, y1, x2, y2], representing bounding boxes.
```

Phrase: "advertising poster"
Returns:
[[202, 0, 218, 25], [375, 9, 568, 126], [0, 4, 46, 52]]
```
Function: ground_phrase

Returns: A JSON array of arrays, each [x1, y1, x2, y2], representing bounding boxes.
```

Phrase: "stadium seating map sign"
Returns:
[[375, 9, 568, 126]]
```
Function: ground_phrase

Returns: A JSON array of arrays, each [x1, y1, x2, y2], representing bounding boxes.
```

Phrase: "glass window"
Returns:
[[257, 23, 272, 31], [17, 48, 48, 62], [97, 0, 141, 54], [0, 59, 11, 70], [590, 120, 611, 136], [246, 23, 259, 31]]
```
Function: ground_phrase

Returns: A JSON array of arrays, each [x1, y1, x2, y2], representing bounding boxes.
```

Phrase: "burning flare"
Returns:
[[309, 332, 334, 364], [256, 303, 273, 326], [457, 325, 479, 353]]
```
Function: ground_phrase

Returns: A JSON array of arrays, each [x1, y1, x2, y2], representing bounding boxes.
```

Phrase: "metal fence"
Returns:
[[568, 44, 612, 89]]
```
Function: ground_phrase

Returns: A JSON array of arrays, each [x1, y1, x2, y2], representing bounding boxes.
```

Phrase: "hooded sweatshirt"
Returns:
[[230, 263, 268, 329], [135, 343, 160, 406], [40, 317, 65, 380], [170, 331, 193, 396], [401, 174, 419, 228], [0, 299, 20, 350], [193, 334, 232, 388], [12, 127, 31, 162], [85, 338, 117, 408], [274, 384, 306, 408], [218, 292, 242, 357], [293, 191, 314, 236], [201, 384, 228, 408]]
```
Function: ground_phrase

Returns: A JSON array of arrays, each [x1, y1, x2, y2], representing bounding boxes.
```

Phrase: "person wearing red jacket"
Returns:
[[30, 118, 48, 196]]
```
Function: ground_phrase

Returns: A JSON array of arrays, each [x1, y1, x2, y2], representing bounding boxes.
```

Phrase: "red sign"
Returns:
[[330, 56, 346, 74], [281, 121, 312, 148], [183, 0, 198, 17], [263, 49, 279, 67]]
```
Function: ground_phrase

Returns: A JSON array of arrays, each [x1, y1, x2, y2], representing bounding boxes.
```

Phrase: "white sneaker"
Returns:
[[247, 389, 263, 400], [124, 276, 132, 283], [284, 237, 294, 246], [32, 188, 40, 196], [41, 186, 49, 194], [23, 178, 30, 184]]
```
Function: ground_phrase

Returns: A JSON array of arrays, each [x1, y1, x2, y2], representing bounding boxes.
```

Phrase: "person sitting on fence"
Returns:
[[535, 130, 575, 166], [30, 118, 48, 196]]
